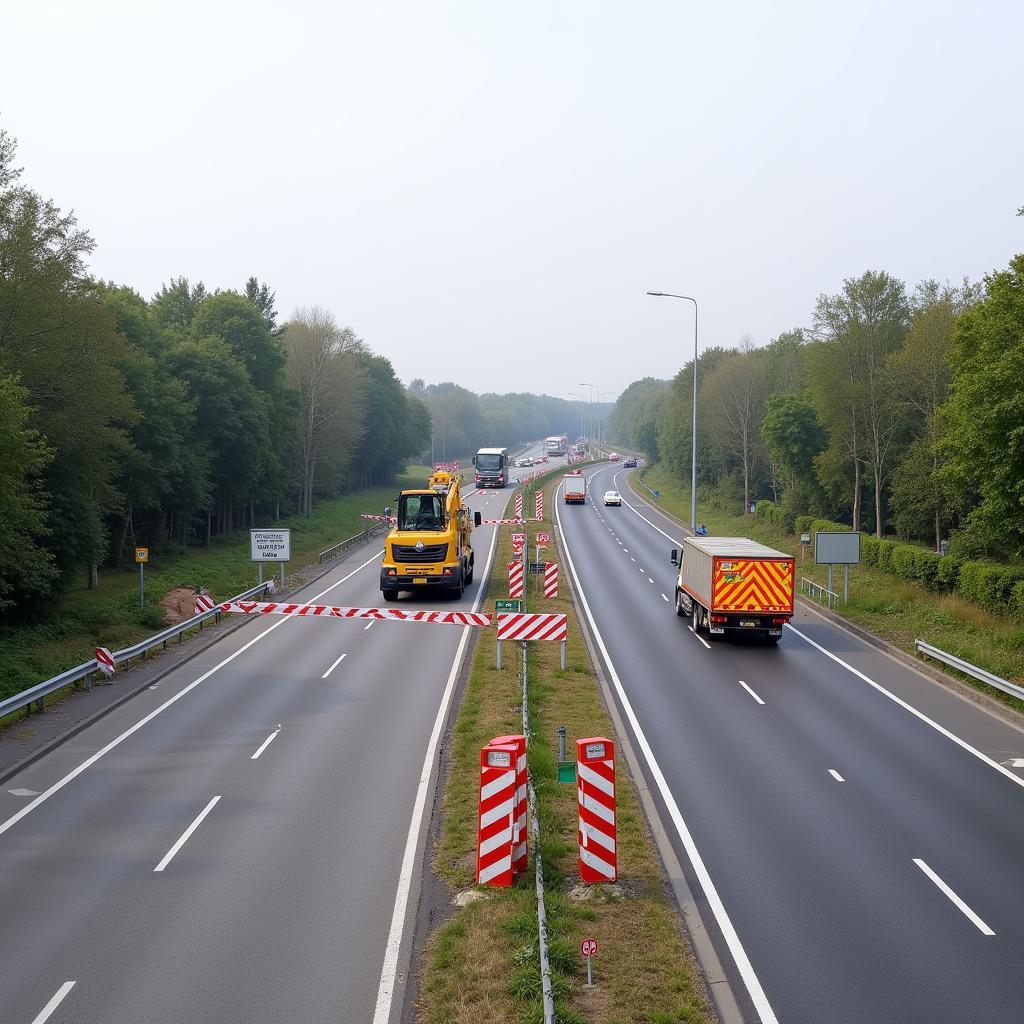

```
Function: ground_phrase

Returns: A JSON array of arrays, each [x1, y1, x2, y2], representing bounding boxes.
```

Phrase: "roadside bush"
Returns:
[[756, 500, 792, 531], [889, 544, 941, 590], [1013, 581, 1024, 620], [795, 515, 815, 536], [935, 555, 963, 591], [957, 561, 1024, 616]]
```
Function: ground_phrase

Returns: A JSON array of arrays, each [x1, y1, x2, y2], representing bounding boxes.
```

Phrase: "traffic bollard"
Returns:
[[577, 736, 617, 883]]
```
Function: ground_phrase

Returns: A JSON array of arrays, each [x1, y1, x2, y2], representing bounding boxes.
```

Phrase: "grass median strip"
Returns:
[[418, 465, 713, 1024]]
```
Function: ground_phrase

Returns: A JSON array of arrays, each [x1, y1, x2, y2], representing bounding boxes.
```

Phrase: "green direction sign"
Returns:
[[495, 599, 522, 613]]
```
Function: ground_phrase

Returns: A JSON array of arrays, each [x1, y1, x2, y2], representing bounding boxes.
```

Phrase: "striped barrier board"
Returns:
[[476, 742, 518, 886], [220, 601, 491, 626], [515, 493, 523, 520], [577, 736, 617, 883], [491, 733, 528, 874], [95, 646, 115, 677], [195, 593, 216, 614], [360, 513, 397, 523], [508, 561, 524, 599], [496, 612, 567, 641], [480, 518, 528, 525], [535, 491, 543, 521], [544, 563, 559, 599]]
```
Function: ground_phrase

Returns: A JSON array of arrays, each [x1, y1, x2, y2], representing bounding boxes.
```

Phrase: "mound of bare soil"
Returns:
[[160, 587, 200, 626]]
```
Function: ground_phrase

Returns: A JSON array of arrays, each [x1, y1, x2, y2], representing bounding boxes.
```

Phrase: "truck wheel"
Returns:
[[382, 590, 399, 602], [675, 590, 688, 618], [451, 567, 465, 600]]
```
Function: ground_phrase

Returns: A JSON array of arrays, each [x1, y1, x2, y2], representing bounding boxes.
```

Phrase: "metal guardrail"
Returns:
[[318, 524, 384, 565], [0, 581, 271, 722], [915, 640, 1024, 702], [801, 576, 839, 610], [635, 476, 661, 499]]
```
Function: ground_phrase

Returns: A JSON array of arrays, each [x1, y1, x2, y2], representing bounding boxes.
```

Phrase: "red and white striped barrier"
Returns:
[[476, 741, 519, 886], [491, 733, 528, 874], [360, 513, 397, 523], [480, 518, 527, 526], [434, 461, 461, 473], [496, 612, 567, 641], [577, 737, 617, 883], [219, 601, 491, 626], [508, 561, 524, 599], [195, 593, 216, 614], [535, 491, 544, 521], [95, 646, 115, 677], [543, 563, 559, 599], [514, 493, 524, 520]]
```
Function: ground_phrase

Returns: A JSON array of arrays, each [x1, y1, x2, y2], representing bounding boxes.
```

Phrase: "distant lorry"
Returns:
[[670, 536, 795, 643], [545, 434, 569, 457], [380, 468, 482, 600], [563, 472, 587, 505], [473, 446, 509, 488]]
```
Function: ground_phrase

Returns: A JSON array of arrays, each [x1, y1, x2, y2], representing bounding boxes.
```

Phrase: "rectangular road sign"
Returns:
[[134, 547, 149, 563], [495, 599, 522, 612], [814, 530, 861, 565], [528, 562, 546, 574], [250, 529, 291, 562]]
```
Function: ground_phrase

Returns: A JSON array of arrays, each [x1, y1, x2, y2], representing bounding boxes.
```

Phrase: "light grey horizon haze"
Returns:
[[3, 0, 1021, 397]]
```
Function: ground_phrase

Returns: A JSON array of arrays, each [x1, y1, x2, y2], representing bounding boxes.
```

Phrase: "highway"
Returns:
[[0, 451, 544, 1024], [557, 462, 1024, 1023]]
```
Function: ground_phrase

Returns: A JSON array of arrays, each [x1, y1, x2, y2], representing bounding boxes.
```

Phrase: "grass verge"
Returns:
[[0, 467, 432, 708], [638, 464, 1024, 697], [418, 465, 714, 1024]]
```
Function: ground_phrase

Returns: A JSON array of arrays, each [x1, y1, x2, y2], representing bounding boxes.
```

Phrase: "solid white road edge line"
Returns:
[[251, 728, 281, 760], [786, 624, 1024, 793], [322, 652, 348, 678], [0, 549, 385, 841], [364, 621, 374, 631], [613, 468, 685, 544], [913, 858, 995, 935], [739, 680, 765, 705], [31, 981, 76, 1024], [371, 507, 500, 1024], [556, 492, 781, 1024], [154, 795, 221, 872], [688, 625, 713, 650], [828, 769, 845, 782]]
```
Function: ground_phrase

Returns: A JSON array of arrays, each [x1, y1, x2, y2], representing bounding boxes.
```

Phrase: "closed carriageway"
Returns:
[[557, 462, 1024, 1024], [0, 478, 519, 1024]]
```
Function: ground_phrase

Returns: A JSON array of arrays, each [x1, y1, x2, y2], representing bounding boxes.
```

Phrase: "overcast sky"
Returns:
[[3, 0, 1021, 399]]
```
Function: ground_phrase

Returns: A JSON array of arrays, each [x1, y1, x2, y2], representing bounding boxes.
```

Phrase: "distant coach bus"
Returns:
[[473, 447, 509, 487], [544, 435, 568, 457]]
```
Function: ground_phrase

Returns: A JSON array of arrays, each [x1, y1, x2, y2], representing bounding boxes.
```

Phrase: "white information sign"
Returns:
[[814, 530, 861, 565], [251, 529, 291, 562]]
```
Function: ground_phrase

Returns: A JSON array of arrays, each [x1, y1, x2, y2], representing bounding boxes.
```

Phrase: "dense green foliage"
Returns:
[[616, 259, 1023, 607], [0, 128, 426, 617]]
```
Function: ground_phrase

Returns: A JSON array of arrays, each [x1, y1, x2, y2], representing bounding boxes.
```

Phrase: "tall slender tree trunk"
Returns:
[[852, 461, 861, 530], [205, 509, 212, 547], [874, 464, 883, 538]]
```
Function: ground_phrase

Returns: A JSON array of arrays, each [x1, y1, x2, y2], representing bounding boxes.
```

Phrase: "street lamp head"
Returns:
[[646, 291, 665, 296]]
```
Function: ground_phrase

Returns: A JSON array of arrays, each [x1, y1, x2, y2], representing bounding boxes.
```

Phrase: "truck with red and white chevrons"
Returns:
[[670, 536, 795, 643]]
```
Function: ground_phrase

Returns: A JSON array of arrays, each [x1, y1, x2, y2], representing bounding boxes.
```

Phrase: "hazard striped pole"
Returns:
[[577, 737, 617, 884], [515, 492, 523, 520], [491, 734, 527, 874], [476, 742, 519, 887], [535, 490, 544, 522], [543, 563, 558, 599], [509, 560, 524, 599]]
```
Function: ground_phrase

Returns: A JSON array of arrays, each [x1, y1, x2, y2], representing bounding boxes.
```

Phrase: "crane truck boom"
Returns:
[[380, 469, 482, 601]]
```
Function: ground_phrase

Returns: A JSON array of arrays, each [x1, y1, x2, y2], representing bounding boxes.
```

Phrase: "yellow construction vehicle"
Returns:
[[379, 469, 482, 601]]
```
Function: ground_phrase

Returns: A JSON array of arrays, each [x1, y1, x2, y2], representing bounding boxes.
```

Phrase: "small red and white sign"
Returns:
[[581, 938, 598, 958], [195, 593, 216, 614], [536, 531, 551, 546], [511, 532, 527, 546], [95, 647, 116, 677]]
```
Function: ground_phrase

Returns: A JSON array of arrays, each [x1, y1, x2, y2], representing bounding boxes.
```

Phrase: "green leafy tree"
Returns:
[[761, 392, 826, 506], [152, 277, 208, 331], [0, 374, 57, 608], [941, 254, 1024, 556]]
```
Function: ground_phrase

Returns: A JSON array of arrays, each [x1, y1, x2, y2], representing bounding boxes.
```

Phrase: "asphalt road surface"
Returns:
[[557, 463, 1024, 1024], [0, 448, 555, 1024]]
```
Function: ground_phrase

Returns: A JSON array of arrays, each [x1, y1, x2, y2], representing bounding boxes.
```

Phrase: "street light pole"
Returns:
[[580, 383, 597, 455], [568, 393, 585, 442], [646, 292, 698, 531]]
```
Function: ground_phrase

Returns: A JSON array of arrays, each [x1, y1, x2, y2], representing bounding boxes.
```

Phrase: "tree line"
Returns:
[[610, 258, 1024, 561], [0, 128, 427, 616]]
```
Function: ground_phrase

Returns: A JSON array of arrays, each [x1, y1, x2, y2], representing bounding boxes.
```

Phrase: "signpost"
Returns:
[[251, 529, 291, 590], [581, 938, 598, 987], [134, 547, 148, 610], [814, 530, 861, 603]]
